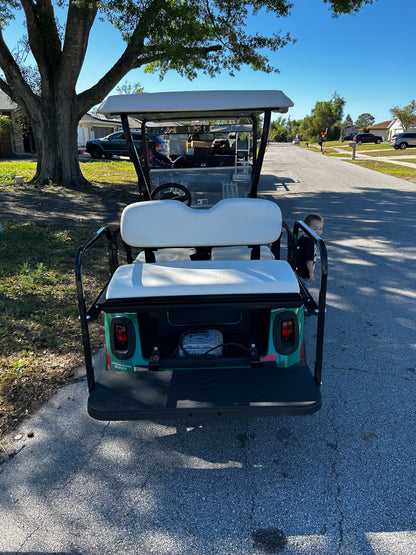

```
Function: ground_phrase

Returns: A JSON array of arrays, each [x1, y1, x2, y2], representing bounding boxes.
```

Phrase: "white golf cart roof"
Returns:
[[99, 90, 294, 121]]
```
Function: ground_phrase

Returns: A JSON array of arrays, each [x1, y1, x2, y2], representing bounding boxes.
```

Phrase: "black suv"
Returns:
[[353, 133, 382, 145], [86, 131, 168, 159]]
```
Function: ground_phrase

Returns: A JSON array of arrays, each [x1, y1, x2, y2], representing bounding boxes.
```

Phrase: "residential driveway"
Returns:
[[1, 144, 416, 554]]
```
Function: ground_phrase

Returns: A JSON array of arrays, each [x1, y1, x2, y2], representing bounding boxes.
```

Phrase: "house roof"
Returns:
[[388, 118, 416, 129], [367, 120, 392, 130], [0, 90, 17, 111], [80, 112, 140, 128]]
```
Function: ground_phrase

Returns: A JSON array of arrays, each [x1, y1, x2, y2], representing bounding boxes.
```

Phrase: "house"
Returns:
[[366, 120, 392, 141], [77, 113, 140, 148], [341, 126, 360, 140], [387, 118, 416, 140], [0, 90, 25, 156]]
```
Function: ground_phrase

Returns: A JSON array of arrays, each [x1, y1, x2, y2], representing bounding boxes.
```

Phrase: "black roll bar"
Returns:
[[293, 221, 328, 386], [75, 226, 118, 391], [271, 221, 293, 261]]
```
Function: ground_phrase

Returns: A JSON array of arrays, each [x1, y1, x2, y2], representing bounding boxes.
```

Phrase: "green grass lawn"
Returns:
[[0, 160, 37, 185], [363, 149, 416, 158], [0, 220, 110, 438], [345, 159, 416, 182], [315, 140, 391, 151], [352, 143, 391, 151], [0, 159, 140, 439], [0, 158, 138, 188]]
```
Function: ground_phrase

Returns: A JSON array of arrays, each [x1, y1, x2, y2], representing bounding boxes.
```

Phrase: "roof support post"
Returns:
[[251, 115, 258, 170], [250, 109, 271, 198], [121, 115, 151, 200]]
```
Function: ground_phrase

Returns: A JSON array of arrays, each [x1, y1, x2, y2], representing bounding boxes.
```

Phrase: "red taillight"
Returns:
[[114, 324, 128, 349], [272, 312, 298, 355], [155, 143, 162, 148], [281, 319, 294, 341]]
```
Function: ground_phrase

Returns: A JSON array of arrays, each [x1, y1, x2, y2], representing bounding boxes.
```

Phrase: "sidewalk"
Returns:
[[330, 145, 416, 168]]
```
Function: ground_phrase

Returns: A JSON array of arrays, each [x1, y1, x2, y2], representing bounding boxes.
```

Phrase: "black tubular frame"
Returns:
[[75, 219, 327, 391], [292, 221, 328, 386], [250, 109, 271, 198], [75, 226, 118, 391], [271, 221, 294, 261], [121, 114, 152, 199]]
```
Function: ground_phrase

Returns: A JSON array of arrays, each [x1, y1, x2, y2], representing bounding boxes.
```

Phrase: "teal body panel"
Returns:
[[105, 313, 145, 371], [265, 307, 304, 367], [105, 307, 304, 372]]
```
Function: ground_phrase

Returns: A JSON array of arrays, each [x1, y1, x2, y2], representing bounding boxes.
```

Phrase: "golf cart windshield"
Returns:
[[98, 90, 294, 206]]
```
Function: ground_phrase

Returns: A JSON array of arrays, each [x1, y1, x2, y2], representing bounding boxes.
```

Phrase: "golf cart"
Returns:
[[75, 90, 328, 420]]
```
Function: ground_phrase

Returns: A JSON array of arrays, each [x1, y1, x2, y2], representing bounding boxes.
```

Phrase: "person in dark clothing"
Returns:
[[296, 213, 324, 287]]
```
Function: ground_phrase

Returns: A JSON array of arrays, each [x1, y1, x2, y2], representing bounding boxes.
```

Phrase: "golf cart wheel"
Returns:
[[151, 183, 192, 206]]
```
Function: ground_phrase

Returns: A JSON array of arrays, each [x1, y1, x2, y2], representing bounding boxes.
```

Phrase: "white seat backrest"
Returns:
[[120, 198, 282, 248]]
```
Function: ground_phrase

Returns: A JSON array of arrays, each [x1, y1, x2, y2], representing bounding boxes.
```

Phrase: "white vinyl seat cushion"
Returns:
[[106, 259, 299, 300], [120, 198, 282, 248]]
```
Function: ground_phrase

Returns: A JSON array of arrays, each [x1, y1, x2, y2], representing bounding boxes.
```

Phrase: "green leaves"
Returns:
[[355, 113, 375, 128], [0, 114, 12, 134], [390, 100, 416, 132], [301, 92, 346, 140], [0, 0, 19, 28], [323, 0, 374, 16]]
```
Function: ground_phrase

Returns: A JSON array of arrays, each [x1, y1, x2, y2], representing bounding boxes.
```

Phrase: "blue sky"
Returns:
[[5, 0, 416, 124]]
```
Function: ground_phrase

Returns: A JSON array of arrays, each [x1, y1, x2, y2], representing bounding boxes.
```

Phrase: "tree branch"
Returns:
[[60, 0, 99, 85], [0, 77, 12, 99], [0, 28, 39, 111], [75, 0, 166, 116], [134, 44, 223, 68], [20, 0, 62, 74]]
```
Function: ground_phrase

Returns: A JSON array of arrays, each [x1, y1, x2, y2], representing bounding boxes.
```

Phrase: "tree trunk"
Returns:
[[31, 94, 89, 188]]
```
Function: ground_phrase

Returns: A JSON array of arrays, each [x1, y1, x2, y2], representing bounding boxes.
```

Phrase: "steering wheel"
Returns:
[[151, 183, 192, 206]]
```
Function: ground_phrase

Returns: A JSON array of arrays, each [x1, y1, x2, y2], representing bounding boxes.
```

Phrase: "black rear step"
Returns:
[[87, 361, 321, 420]]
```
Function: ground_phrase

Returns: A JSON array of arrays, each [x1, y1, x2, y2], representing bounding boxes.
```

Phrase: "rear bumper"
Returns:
[[87, 361, 321, 420]]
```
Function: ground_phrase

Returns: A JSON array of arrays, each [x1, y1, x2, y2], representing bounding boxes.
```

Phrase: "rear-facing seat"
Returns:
[[133, 198, 276, 263], [106, 198, 299, 302]]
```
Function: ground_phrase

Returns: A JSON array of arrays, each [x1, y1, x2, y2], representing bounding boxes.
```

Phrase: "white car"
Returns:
[[292, 138, 300, 145]]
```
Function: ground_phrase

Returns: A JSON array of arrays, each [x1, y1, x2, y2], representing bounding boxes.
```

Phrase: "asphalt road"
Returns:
[[1, 144, 416, 554]]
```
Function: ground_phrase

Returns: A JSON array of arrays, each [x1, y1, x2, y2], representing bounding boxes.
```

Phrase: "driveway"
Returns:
[[1, 144, 416, 554]]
